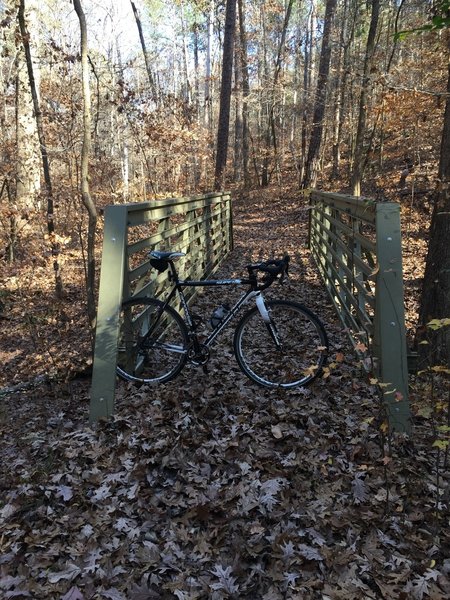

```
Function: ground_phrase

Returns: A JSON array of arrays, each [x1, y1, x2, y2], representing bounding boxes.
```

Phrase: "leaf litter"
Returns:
[[1, 190, 449, 599]]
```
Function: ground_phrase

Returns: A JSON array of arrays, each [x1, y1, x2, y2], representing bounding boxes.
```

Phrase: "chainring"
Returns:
[[188, 343, 210, 366]]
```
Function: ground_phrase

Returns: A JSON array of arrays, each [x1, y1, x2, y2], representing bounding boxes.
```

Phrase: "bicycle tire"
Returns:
[[116, 298, 189, 384], [233, 299, 328, 388]]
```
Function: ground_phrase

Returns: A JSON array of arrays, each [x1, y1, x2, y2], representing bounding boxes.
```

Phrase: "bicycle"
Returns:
[[116, 250, 329, 389]]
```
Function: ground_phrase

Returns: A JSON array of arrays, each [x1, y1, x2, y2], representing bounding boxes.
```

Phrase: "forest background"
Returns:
[[0, 0, 449, 386]]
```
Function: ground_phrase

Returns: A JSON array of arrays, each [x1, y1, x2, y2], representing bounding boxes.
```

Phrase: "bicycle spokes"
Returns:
[[234, 300, 328, 388], [116, 299, 189, 384]]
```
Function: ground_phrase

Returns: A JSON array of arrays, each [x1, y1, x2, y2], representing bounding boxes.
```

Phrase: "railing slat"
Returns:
[[312, 204, 377, 254], [311, 212, 375, 279]]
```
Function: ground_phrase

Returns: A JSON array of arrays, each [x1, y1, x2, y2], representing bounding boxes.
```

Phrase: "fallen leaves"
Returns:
[[270, 424, 283, 439], [1, 351, 448, 599], [1, 193, 449, 599]]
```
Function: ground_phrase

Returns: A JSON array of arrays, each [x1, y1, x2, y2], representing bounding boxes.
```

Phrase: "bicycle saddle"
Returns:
[[149, 250, 186, 260]]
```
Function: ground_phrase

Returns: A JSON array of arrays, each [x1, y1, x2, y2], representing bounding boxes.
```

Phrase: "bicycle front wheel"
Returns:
[[233, 300, 328, 388], [116, 298, 189, 384]]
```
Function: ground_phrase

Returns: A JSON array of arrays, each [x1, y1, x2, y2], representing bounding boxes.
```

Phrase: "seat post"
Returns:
[[168, 260, 180, 285]]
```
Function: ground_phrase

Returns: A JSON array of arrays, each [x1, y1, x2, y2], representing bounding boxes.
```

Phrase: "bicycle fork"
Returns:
[[255, 294, 283, 351]]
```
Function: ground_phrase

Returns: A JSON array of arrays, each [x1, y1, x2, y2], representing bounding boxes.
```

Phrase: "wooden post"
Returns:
[[89, 205, 128, 422], [373, 203, 411, 433]]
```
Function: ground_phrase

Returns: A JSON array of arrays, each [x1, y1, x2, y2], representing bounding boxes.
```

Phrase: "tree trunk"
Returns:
[[237, 0, 250, 187], [233, 39, 243, 181], [193, 21, 200, 122], [180, 5, 192, 107], [73, 0, 98, 337], [130, 0, 157, 102], [15, 0, 40, 210], [18, 0, 63, 298], [418, 46, 450, 366], [289, 1, 303, 168], [1, 178, 17, 263], [205, 0, 214, 129], [350, 0, 380, 196], [331, 0, 355, 179], [260, 1, 270, 187], [261, 0, 294, 187], [301, 0, 337, 189], [214, 0, 237, 190], [300, 3, 315, 183]]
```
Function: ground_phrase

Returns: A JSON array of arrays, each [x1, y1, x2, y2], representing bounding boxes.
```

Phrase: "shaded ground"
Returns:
[[1, 190, 449, 599]]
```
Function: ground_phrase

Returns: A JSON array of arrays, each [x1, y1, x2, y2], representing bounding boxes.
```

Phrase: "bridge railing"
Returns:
[[309, 190, 410, 432], [89, 192, 233, 422]]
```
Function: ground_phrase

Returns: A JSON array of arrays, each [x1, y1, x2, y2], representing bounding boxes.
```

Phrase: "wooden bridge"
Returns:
[[90, 190, 411, 432]]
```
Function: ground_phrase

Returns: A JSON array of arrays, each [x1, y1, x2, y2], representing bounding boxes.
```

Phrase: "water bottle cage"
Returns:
[[210, 305, 230, 329]]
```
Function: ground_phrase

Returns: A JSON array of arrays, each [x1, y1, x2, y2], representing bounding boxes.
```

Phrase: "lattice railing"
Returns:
[[90, 192, 233, 421], [309, 191, 410, 432]]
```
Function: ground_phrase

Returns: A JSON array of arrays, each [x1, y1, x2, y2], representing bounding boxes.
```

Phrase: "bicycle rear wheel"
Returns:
[[233, 300, 328, 388], [116, 298, 189, 384]]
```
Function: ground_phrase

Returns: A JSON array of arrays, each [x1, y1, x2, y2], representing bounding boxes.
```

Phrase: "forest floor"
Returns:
[[1, 185, 449, 599]]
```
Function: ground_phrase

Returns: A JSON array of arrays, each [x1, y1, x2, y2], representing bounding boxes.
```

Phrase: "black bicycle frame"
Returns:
[[140, 260, 283, 356], [154, 264, 258, 347]]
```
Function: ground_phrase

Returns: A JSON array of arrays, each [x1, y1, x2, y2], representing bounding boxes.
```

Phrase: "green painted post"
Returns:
[[373, 203, 411, 433], [90, 205, 128, 422]]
